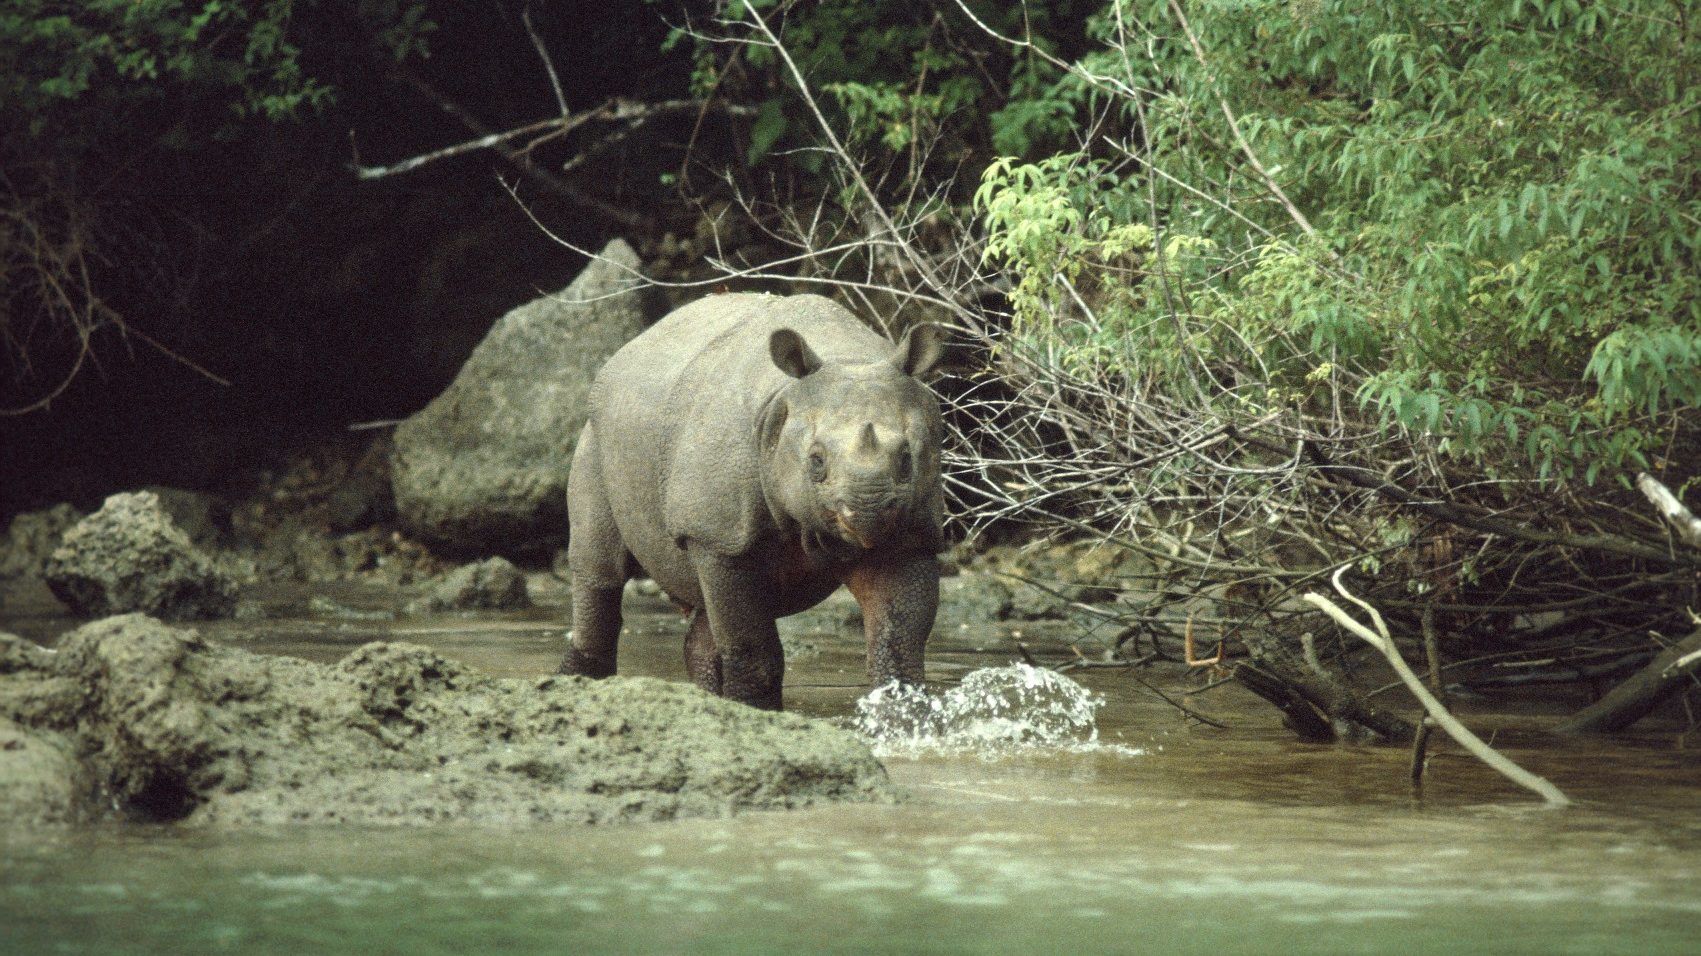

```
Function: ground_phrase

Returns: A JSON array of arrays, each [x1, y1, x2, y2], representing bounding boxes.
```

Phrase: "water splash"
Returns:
[[852, 663, 1134, 758]]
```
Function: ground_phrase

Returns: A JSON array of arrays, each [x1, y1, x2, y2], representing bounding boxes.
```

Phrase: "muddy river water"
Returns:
[[3, 575, 1699, 954]]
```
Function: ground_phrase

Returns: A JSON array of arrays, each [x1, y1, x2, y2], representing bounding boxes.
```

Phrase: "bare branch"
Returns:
[[1637, 471, 1701, 549], [1165, 0, 1331, 252], [522, 3, 570, 119], [1306, 568, 1571, 807]]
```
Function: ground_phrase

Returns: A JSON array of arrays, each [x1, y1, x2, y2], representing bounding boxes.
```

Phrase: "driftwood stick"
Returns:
[[1305, 568, 1571, 807], [1637, 472, 1701, 549], [1553, 626, 1701, 734], [1409, 605, 1444, 792]]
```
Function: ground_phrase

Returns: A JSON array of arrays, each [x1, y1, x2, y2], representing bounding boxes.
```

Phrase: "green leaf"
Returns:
[[746, 98, 786, 166]]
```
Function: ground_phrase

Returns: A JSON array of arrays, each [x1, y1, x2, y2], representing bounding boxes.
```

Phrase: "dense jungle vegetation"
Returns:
[[4, 1, 1698, 724]]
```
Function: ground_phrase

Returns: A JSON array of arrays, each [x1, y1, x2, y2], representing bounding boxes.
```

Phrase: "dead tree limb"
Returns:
[[1637, 472, 1701, 549], [1553, 626, 1701, 734], [1235, 622, 1415, 744], [1306, 568, 1571, 807]]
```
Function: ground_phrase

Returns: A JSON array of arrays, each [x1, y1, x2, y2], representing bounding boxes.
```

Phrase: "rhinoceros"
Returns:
[[558, 292, 946, 710]]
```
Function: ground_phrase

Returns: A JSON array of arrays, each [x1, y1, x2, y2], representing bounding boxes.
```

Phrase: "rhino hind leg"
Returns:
[[559, 425, 629, 679], [682, 608, 722, 694]]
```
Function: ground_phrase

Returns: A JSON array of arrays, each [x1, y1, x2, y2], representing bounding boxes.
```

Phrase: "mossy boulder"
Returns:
[[43, 492, 237, 620]]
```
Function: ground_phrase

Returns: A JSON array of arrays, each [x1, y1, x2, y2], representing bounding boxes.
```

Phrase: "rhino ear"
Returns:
[[770, 328, 823, 379], [892, 323, 946, 380]]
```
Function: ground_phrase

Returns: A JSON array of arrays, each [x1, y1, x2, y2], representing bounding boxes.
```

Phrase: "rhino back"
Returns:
[[585, 294, 889, 592]]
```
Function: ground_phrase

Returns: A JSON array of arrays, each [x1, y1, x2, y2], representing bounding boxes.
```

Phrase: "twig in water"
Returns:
[[1126, 670, 1230, 729], [1304, 567, 1570, 807], [1013, 640, 1040, 667]]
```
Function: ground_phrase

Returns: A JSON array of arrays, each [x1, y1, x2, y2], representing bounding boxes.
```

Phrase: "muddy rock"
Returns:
[[140, 486, 231, 549], [0, 717, 85, 825], [405, 557, 531, 613], [0, 616, 890, 827], [0, 632, 85, 824], [43, 492, 238, 620], [326, 471, 395, 532], [963, 541, 1144, 620], [939, 573, 1017, 624], [391, 238, 655, 554], [326, 435, 398, 533], [0, 503, 83, 579], [252, 521, 439, 586]]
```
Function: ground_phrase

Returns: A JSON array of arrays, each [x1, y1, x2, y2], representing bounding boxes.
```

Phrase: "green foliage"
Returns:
[[972, 0, 1700, 484], [1, 1, 434, 142], [0, 0, 436, 399], [678, 1, 1097, 169]]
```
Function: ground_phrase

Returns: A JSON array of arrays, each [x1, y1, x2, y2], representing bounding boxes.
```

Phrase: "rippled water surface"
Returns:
[[4, 575, 1699, 954]]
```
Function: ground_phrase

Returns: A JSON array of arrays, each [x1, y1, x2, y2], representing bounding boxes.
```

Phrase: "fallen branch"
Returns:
[[354, 97, 752, 183], [1552, 625, 1701, 734], [1235, 623, 1415, 744], [1291, 438, 1695, 567], [1637, 472, 1701, 549], [1305, 567, 1571, 807]]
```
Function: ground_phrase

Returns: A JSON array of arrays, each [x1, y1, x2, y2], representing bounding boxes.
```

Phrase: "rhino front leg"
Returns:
[[689, 545, 784, 710], [843, 553, 939, 687]]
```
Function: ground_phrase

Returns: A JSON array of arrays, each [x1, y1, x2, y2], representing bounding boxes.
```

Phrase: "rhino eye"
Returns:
[[808, 451, 827, 482]]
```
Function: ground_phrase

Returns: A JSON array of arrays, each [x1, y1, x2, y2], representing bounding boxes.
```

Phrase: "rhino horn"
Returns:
[[857, 421, 879, 453]]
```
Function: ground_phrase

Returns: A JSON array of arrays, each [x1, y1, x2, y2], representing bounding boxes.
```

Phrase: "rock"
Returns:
[[406, 557, 531, 613], [253, 521, 439, 586], [0, 615, 891, 827], [961, 541, 1145, 620], [43, 492, 238, 620], [139, 486, 230, 549], [308, 596, 397, 621], [0, 632, 86, 825], [327, 436, 397, 532], [0, 717, 84, 825], [326, 471, 395, 532], [939, 573, 1016, 625], [0, 631, 54, 674], [391, 239, 654, 553], [232, 599, 269, 621], [0, 503, 83, 579]]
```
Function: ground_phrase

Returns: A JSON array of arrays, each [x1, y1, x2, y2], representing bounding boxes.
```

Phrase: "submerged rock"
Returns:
[[43, 492, 237, 620], [391, 238, 654, 553], [405, 557, 531, 613], [0, 503, 83, 579], [0, 617, 890, 827]]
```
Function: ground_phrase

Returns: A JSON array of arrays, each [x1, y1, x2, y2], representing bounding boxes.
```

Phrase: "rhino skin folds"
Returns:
[[558, 292, 946, 711]]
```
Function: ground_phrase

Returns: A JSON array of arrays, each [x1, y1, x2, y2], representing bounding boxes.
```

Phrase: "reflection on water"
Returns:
[[3, 575, 1700, 954]]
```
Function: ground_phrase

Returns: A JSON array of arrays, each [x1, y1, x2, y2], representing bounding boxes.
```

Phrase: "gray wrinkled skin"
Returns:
[[560, 293, 945, 710]]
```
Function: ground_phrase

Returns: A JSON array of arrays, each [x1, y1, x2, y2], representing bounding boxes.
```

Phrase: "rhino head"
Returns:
[[759, 323, 946, 555]]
